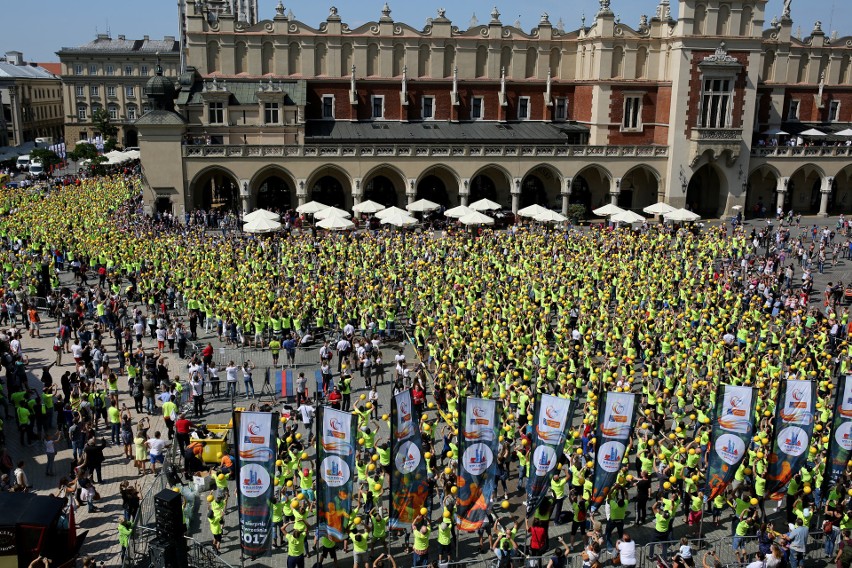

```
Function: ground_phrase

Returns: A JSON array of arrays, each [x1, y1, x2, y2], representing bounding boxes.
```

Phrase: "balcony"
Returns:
[[182, 144, 670, 160], [751, 146, 852, 158]]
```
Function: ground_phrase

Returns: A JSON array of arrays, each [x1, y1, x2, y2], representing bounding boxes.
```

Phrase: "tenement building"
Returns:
[[0, 51, 64, 147], [135, 0, 852, 218]]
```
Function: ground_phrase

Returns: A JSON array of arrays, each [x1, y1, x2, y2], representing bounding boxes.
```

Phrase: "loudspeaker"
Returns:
[[154, 489, 184, 538], [149, 537, 188, 568]]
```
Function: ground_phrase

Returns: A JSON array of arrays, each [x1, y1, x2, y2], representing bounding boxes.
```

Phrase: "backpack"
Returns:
[[93, 395, 104, 410]]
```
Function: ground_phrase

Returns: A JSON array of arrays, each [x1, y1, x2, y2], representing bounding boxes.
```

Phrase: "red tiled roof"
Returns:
[[37, 63, 61, 75]]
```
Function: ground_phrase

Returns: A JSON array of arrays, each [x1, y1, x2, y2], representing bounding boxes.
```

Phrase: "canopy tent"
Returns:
[[664, 208, 701, 222], [610, 210, 647, 224], [242, 208, 280, 223], [642, 202, 676, 216], [458, 211, 495, 226], [314, 206, 352, 220], [375, 206, 410, 220], [799, 128, 826, 137], [317, 216, 355, 230], [517, 204, 549, 219], [352, 200, 386, 214], [592, 204, 626, 217], [296, 201, 329, 214], [123, 149, 141, 160], [533, 210, 568, 223], [406, 199, 441, 213], [836, 128, 852, 137], [380, 209, 418, 227], [761, 128, 789, 136], [469, 198, 502, 211], [444, 205, 474, 219], [243, 217, 282, 234]]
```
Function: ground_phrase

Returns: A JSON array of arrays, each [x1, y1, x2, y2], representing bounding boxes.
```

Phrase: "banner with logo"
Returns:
[[457, 397, 500, 532], [526, 394, 576, 516], [591, 392, 637, 506], [233, 410, 278, 557], [826, 375, 852, 488], [704, 384, 756, 499], [767, 379, 816, 497], [389, 389, 431, 529], [316, 406, 357, 542]]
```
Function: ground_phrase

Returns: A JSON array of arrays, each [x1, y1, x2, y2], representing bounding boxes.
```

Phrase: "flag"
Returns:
[[456, 397, 500, 531], [704, 385, 756, 499], [316, 406, 357, 541], [825, 375, 852, 488], [233, 410, 278, 557], [591, 392, 637, 506], [767, 379, 816, 497], [526, 394, 576, 516], [389, 389, 430, 529]]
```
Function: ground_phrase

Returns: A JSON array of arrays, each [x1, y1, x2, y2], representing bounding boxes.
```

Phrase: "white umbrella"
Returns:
[[836, 128, 852, 137], [731, 205, 744, 211], [375, 206, 410, 220], [243, 217, 282, 234], [610, 210, 647, 224], [664, 208, 701, 222], [762, 128, 789, 136], [533, 210, 568, 223], [380, 210, 418, 227], [469, 198, 502, 211], [317, 216, 355, 230], [799, 128, 826, 137], [314, 206, 352, 220], [444, 205, 474, 219], [517, 204, 549, 219], [642, 202, 675, 216], [296, 200, 329, 214], [352, 200, 386, 214], [458, 211, 495, 226], [243, 208, 280, 223], [406, 199, 440, 213], [593, 204, 626, 217]]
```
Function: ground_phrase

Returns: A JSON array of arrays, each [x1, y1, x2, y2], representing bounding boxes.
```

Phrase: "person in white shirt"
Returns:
[[615, 533, 637, 567], [225, 362, 239, 398], [297, 402, 315, 443]]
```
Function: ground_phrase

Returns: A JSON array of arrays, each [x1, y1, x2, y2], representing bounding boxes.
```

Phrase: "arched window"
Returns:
[[693, 5, 707, 35], [367, 44, 379, 76], [549, 48, 562, 78], [288, 42, 301, 75], [393, 44, 406, 77], [525, 47, 538, 78], [500, 46, 512, 77], [417, 45, 430, 78], [444, 44, 456, 78], [716, 4, 731, 36], [234, 41, 248, 74], [635, 47, 648, 79], [315, 43, 328, 76], [475, 45, 488, 78], [611, 46, 625, 78], [207, 41, 220, 73], [261, 42, 274, 75], [739, 6, 753, 36], [341, 43, 353, 77], [762, 50, 776, 82]]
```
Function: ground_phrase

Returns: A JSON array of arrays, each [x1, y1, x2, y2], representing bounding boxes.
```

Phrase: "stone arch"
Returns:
[[469, 164, 513, 208], [685, 162, 726, 218], [393, 44, 406, 77], [740, 5, 754, 36], [288, 42, 301, 75], [315, 43, 328, 76], [549, 47, 562, 79], [621, 165, 661, 211], [635, 47, 648, 79], [367, 43, 380, 76], [526, 47, 538, 78], [573, 165, 612, 216], [762, 50, 776, 82], [416, 165, 461, 207], [207, 41, 220, 73], [341, 43, 353, 77], [716, 4, 731, 35], [797, 54, 809, 83], [444, 44, 456, 78], [819, 54, 831, 84], [520, 164, 562, 209], [261, 42, 275, 75], [789, 165, 825, 214], [842, 54, 852, 85], [306, 165, 352, 210], [417, 45, 430, 78], [234, 41, 248, 75], [693, 5, 707, 35], [124, 129, 138, 147], [362, 164, 407, 208], [475, 45, 488, 78], [745, 165, 780, 218], [190, 166, 240, 212], [611, 46, 625, 78], [251, 166, 297, 213], [501, 46, 513, 77], [833, 164, 852, 214]]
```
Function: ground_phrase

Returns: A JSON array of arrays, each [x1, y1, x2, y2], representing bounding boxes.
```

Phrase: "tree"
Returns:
[[68, 142, 99, 163], [29, 148, 61, 170], [91, 107, 118, 139]]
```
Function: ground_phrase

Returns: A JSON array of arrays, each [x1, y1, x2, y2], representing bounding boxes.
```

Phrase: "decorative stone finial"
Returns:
[[782, 0, 792, 20], [813, 20, 823, 33], [381, 3, 391, 18], [597, 0, 613, 17], [275, 0, 284, 16], [437, 8, 446, 19], [490, 6, 501, 24]]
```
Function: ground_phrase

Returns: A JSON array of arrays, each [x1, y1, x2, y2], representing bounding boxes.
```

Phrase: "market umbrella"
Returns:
[[642, 202, 675, 216], [317, 216, 355, 230], [533, 210, 568, 223], [406, 199, 440, 213], [458, 211, 495, 226], [469, 198, 502, 212], [444, 205, 474, 219], [296, 200, 329, 215], [243, 217, 282, 234], [610, 210, 647, 224], [517, 204, 549, 219], [836, 128, 852, 137], [352, 200, 386, 214], [243, 208, 280, 223], [664, 208, 701, 222], [731, 205, 743, 211], [375, 206, 410, 220], [314, 206, 352, 220], [593, 204, 626, 217], [799, 128, 826, 137], [761, 128, 789, 136], [380, 209, 418, 227]]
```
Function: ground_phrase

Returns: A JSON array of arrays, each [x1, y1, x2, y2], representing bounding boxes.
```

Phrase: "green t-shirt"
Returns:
[[287, 533, 305, 556]]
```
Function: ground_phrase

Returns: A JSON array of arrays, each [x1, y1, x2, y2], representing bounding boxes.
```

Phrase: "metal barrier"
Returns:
[[639, 537, 715, 567]]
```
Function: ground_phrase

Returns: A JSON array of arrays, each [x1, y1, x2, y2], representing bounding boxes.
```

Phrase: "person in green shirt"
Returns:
[[207, 510, 223, 554], [269, 338, 282, 367], [649, 501, 674, 560], [314, 526, 340, 568], [345, 525, 370, 568], [411, 512, 431, 567], [284, 522, 306, 568], [118, 519, 134, 562]]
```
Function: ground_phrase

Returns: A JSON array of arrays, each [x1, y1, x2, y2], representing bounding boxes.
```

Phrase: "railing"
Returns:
[[182, 144, 670, 160], [692, 128, 743, 141], [751, 145, 852, 158]]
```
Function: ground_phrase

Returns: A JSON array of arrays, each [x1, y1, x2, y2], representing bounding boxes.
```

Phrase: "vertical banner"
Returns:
[[316, 406, 357, 542], [826, 375, 852, 487], [704, 385, 756, 499], [233, 410, 278, 557], [767, 379, 816, 496], [277, 369, 295, 400], [456, 397, 501, 532], [526, 394, 576, 516], [591, 392, 637, 506], [389, 389, 431, 529]]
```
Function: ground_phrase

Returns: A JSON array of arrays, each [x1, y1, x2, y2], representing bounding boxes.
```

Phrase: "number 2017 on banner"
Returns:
[[243, 533, 268, 545]]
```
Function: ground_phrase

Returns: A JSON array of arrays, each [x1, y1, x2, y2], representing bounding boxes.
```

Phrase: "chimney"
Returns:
[[143, 35, 150, 41], [164, 35, 175, 42], [118, 34, 125, 40], [96, 33, 110, 40], [5, 51, 23, 65]]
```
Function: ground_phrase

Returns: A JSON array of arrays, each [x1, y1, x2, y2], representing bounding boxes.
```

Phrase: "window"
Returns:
[[555, 97, 568, 121], [699, 78, 733, 128], [828, 100, 841, 122], [74, 64, 83, 76], [422, 96, 435, 120], [208, 102, 224, 124], [518, 97, 530, 120], [77, 105, 87, 120], [321, 95, 335, 119], [75, 85, 84, 97], [623, 95, 642, 130], [471, 96, 484, 120], [141, 65, 149, 76], [108, 105, 118, 120], [124, 65, 133, 76], [90, 85, 99, 97], [79, 131, 88, 141], [89, 64, 97, 75], [125, 86, 135, 98], [107, 86, 116, 98], [106, 65, 114, 76], [264, 102, 280, 124], [787, 99, 800, 121], [143, 103, 151, 113], [371, 95, 385, 119], [127, 106, 137, 121]]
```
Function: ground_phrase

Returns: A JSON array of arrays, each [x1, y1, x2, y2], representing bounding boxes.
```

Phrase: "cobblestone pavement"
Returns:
[[10, 215, 849, 567]]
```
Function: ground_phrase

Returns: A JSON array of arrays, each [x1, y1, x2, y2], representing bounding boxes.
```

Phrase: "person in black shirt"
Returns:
[[635, 471, 652, 525]]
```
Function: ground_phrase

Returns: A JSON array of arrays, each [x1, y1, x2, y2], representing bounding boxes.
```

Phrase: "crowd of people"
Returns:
[[0, 173, 852, 568]]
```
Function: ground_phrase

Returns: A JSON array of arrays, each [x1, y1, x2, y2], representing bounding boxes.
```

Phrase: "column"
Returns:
[[406, 179, 416, 205], [511, 178, 522, 214], [296, 179, 307, 207], [352, 178, 363, 206], [460, 179, 470, 207], [775, 177, 789, 212], [561, 176, 573, 216], [240, 180, 250, 214], [819, 176, 834, 218], [610, 177, 622, 206]]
